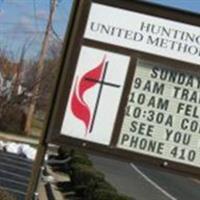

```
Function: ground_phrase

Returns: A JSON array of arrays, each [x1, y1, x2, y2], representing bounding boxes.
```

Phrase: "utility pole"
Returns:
[[25, 0, 57, 197], [26, 1, 80, 198], [26, 1, 58, 198], [24, 0, 57, 135]]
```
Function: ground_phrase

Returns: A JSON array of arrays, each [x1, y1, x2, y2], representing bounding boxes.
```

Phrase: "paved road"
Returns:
[[90, 154, 200, 200]]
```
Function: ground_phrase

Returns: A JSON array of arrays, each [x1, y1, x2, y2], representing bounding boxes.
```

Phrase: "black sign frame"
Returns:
[[46, 0, 200, 179]]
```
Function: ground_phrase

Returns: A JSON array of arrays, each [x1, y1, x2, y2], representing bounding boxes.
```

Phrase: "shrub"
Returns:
[[92, 189, 133, 200], [58, 149, 133, 200], [118, 195, 134, 200], [50, 148, 92, 173], [95, 179, 117, 193], [0, 189, 16, 200], [92, 189, 121, 200], [53, 146, 70, 159], [71, 163, 105, 198], [71, 153, 93, 167], [55, 147, 92, 166], [71, 163, 104, 186], [84, 179, 118, 200], [0, 105, 26, 134]]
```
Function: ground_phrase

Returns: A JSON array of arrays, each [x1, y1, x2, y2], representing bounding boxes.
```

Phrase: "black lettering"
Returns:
[[174, 132, 182, 144], [147, 140, 164, 154], [190, 91, 198, 103], [165, 129, 173, 141], [182, 134, 191, 145], [180, 118, 188, 130], [125, 105, 132, 117], [125, 136, 164, 154], [120, 134, 130, 145], [147, 97, 169, 110], [165, 115, 173, 127], [130, 135, 139, 147], [188, 150, 196, 162], [130, 121, 154, 137], [156, 143, 164, 154], [90, 22, 99, 32], [124, 30, 134, 40], [137, 93, 146, 105], [140, 22, 151, 32], [134, 77, 142, 89], [185, 76, 193, 87], [153, 82, 165, 95], [143, 80, 151, 91], [181, 118, 200, 133], [150, 67, 159, 79], [147, 35, 159, 46], [139, 139, 147, 150], [147, 140, 157, 152], [165, 129, 191, 145], [188, 45, 198, 55], [160, 38, 168, 48], [129, 92, 135, 103], [133, 32, 144, 41], [147, 96, 156, 108], [197, 78, 200, 89], [100, 24, 111, 34], [181, 89, 189, 100], [130, 121, 137, 133], [157, 98, 169, 110], [176, 103, 185, 114], [173, 86, 181, 98], [137, 123, 154, 137]]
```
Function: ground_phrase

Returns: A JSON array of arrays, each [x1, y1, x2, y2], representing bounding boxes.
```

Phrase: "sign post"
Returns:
[[46, 0, 200, 180], [25, 1, 80, 199]]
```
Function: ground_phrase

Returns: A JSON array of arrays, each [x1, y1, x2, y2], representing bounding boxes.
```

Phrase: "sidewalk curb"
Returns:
[[0, 132, 38, 146]]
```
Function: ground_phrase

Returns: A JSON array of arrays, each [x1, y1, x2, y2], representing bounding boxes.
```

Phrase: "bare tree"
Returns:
[[24, 0, 57, 135], [0, 46, 61, 134]]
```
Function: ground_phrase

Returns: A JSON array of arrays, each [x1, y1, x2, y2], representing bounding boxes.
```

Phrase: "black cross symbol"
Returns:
[[84, 61, 120, 133]]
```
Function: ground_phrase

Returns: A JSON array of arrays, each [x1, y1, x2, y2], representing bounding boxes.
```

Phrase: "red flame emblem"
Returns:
[[71, 56, 106, 134]]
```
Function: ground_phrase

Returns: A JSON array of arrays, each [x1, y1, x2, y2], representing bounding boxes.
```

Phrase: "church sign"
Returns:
[[47, 0, 200, 178]]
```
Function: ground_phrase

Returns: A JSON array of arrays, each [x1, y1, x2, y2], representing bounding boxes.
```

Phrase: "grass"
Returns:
[[31, 117, 44, 130]]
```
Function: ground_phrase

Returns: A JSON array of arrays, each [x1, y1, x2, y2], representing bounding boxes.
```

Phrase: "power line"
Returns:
[[0, 31, 45, 37], [0, 31, 45, 33], [0, 19, 66, 25], [4, 0, 49, 4], [32, 0, 38, 31], [51, 25, 62, 42]]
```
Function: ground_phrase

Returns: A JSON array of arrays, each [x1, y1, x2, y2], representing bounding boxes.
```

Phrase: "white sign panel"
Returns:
[[61, 46, 130, 145], [117, 59, 200, 167], [84, 3, 200, 65]]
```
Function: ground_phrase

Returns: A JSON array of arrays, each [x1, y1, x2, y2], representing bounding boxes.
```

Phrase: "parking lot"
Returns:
[[0, 151, 33, 200]]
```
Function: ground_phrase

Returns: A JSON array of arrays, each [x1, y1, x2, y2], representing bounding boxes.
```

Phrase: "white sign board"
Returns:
[[117, 59, 200, 167], [84, 3, 200, 65], [48, 0, 200, 176], [61, 46, 130, 145]]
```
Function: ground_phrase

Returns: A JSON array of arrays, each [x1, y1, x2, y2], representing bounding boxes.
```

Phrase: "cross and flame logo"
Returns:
[[70, 56, 106, 134], [70, 55, 120, 135]]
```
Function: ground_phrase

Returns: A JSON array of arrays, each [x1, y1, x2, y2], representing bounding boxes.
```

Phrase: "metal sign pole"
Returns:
[[25, 1, 80, 199], [26, 143, 47, 200]]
